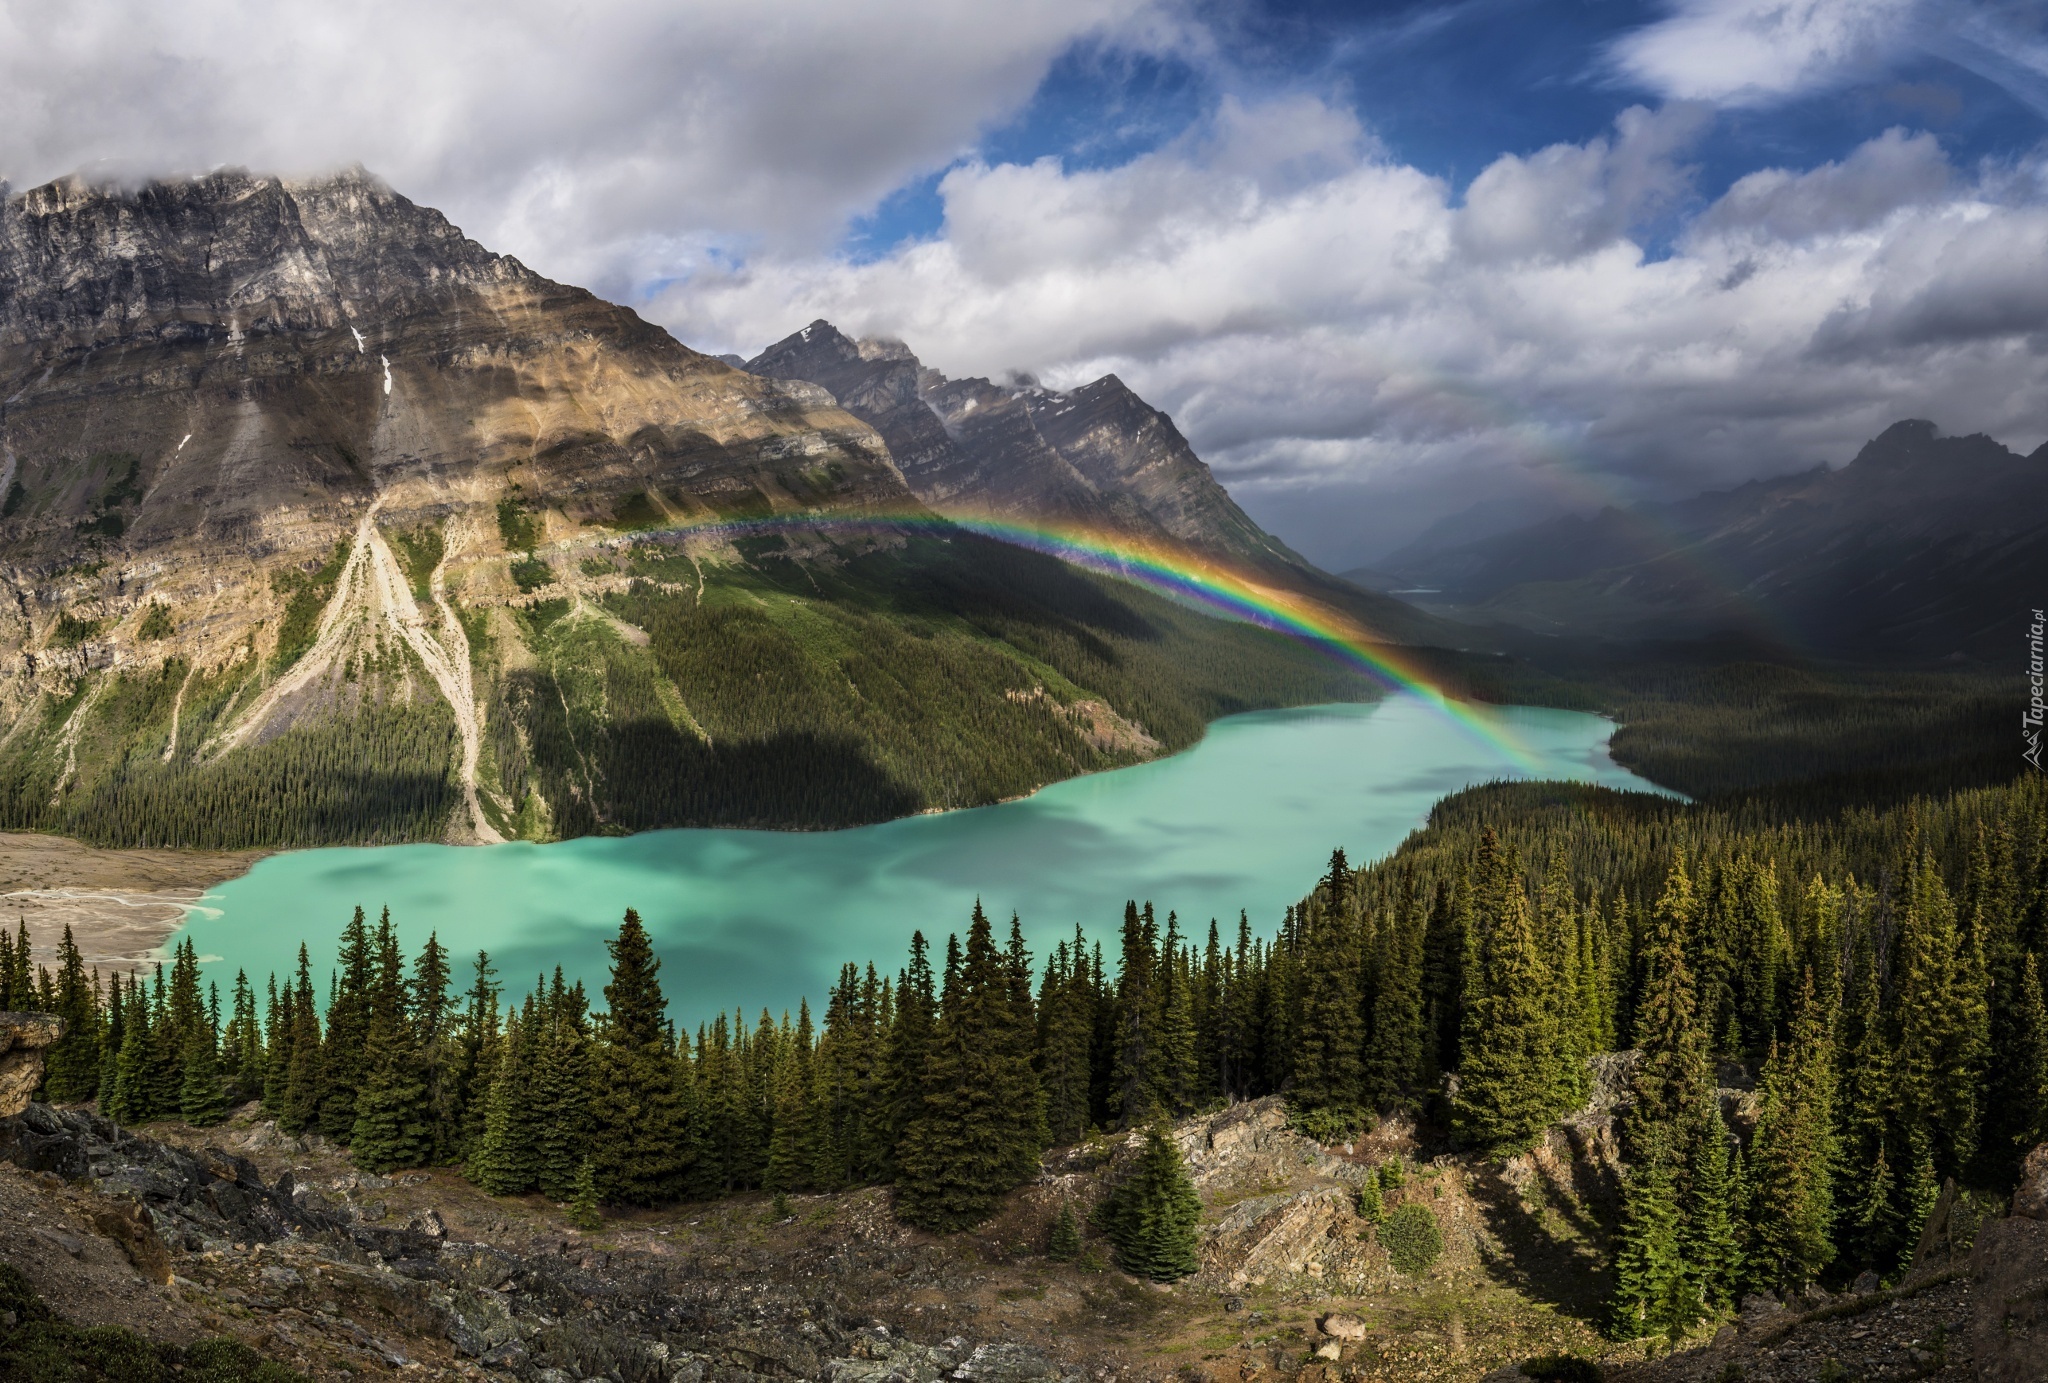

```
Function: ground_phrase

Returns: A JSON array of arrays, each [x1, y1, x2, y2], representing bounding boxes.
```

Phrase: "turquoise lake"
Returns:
[[181, 696, 1668, 1021]]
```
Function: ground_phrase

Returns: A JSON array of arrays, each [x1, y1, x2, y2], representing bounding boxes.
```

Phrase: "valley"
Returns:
[[0, 171, 1420, 852], [1, 163, 2042, 1383]]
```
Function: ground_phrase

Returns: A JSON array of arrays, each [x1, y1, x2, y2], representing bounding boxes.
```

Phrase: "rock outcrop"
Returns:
[[0, 1103, 1099, 1382], [1972, 1143, 2048, 1382], [0, 171, 906, 688], [745, 320, 1300, 567], [0, 1010, 61, 1117]]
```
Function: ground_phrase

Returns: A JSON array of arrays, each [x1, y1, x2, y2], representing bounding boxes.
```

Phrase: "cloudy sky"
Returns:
[[5, 0, 2047, 566]]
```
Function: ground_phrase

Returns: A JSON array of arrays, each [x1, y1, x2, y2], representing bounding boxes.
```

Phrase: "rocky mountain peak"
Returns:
[[748, 319, 1300, 566], [0, 168, 523, 354]]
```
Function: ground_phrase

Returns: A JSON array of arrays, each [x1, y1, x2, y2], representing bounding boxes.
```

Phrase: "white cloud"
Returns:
[[662, 100, 2048, 563], [1610, 0, 1917, 106], [0, 0, 1165, 296], [5, 0, 2046, 566], [1611, 0, 2048, 118]]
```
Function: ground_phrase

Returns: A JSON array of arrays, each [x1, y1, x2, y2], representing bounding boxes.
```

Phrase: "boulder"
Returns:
[[1970, 1213, 2048, 1383], [0, 1012, 63, 1118], [2011, 1143, 2048, 1221], [1318, 1313, 1369, 1340]]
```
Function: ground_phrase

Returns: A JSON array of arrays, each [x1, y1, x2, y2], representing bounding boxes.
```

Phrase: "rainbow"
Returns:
[[563, 506, 1545, 773]]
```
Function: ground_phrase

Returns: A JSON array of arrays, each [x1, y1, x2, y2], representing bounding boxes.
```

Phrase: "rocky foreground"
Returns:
[[0, 1013, 2042, 1382]]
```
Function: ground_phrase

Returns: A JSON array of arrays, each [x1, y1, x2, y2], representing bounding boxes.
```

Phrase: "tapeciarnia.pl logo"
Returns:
[[2029, 608, 2045, 771]]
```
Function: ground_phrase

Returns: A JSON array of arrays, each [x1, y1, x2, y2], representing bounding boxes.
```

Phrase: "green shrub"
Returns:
[[137, 602, 175, 641], [1354, 1176, 1383, 1223], [1288, 1105, 1365, 1145], [386, 523, 445, 602], [1378, 1155, 1406, 1191], [1048, 1201, 1082, 1260], [511, 556, 555, 593], [1379, 1202, 1443, 1275], [568, 1157, 603, 1231], [496, 496, 540, 551], [1095, 1124, 1202, 1282], [50, 612, 101, 647]]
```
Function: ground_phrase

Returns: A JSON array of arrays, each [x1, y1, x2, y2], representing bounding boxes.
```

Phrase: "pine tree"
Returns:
[[1036, 935, 1095, 1146], [1744, 974, 1837, 1295], [1289, 892, 1363, 1125], [451, 951, 501, 1162], [1892, 853, 1989, 1186], [320, 907, 376, 1140], [1421, 879, 1465, 1078], [466, 1000, 538, 1193], [95, 973, 126, 1111], [409, 932, 458, 1162], [3, 918, 29, 1011], [895, 903, 1047, 1231], [1992, 952, 2048, 1165], [591, 910, 688, 1204], [1682, 1102, 1740, 1312], [1095, 1122, 1202, 1282], [1452, 833, 1563, 1153], [567, 1157, 603, 1231], [262, 972, 293, 1115], [529, 971, 595, 1200], [178, 1009, 231, 1127], [281, 947, 325, 1135], [1611, 1131, 1695, 1341], [765, 1000, 817, 1193], [1626, 854, 1711, 1156], [1362, 874, 1425, 1112], [1153, 914, 1198, 1116], [107, 977, 154, 1125], [1538, 853, 1591, 1109], [1048, 1201, 1081, 1261], [145, 963, 183, 1117], [222, 970, 264, 1103], [41, 926, 101, 1103], [1111, 901, 1160, 1126], [884, 931, 937, 1171], [1354, 1172, 1384, 1224]]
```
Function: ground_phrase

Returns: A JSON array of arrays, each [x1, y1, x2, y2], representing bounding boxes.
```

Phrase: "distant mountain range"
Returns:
[[1366, 420, 2048, 662], [744, 321, 1297, 567], [0, 169, 1425, 849]]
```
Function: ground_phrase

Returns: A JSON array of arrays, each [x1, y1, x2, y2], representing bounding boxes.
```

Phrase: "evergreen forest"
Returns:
[[0, 534, 1370, 847], [11, 766, 2047, 1325]]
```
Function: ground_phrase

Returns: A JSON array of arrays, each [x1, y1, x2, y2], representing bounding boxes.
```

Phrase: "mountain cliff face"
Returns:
[[0, 172, 1378, 849], [1383, 420, 2048, 661], [745, 320, 1301, 567], [0, 169, 906, 679]]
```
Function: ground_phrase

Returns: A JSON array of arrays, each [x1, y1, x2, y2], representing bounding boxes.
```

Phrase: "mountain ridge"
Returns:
[[0, 169, 1393, 849], [744, 319, 1303, 567], [1377, 419, 2048, 661]]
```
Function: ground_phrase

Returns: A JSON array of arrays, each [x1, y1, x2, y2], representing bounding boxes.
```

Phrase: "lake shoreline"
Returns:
[[0, 832, 269, 977], [177, 698, 1668, 1024]]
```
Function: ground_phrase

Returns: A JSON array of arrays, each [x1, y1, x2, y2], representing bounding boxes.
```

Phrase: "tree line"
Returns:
[[8, 771, 2044, 1319]]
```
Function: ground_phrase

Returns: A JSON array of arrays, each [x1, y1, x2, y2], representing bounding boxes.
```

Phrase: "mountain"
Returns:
[[744, 320, 1301, 566], [1380, 421, 2048, 661], [0, 170, 1379, 849]]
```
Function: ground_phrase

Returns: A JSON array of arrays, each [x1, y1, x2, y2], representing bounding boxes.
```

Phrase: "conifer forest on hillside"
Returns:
[[15, 765, 2047, 1328]]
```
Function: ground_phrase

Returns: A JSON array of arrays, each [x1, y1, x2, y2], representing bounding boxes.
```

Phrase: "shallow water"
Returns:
[[182, 696, 1669, 1020]]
